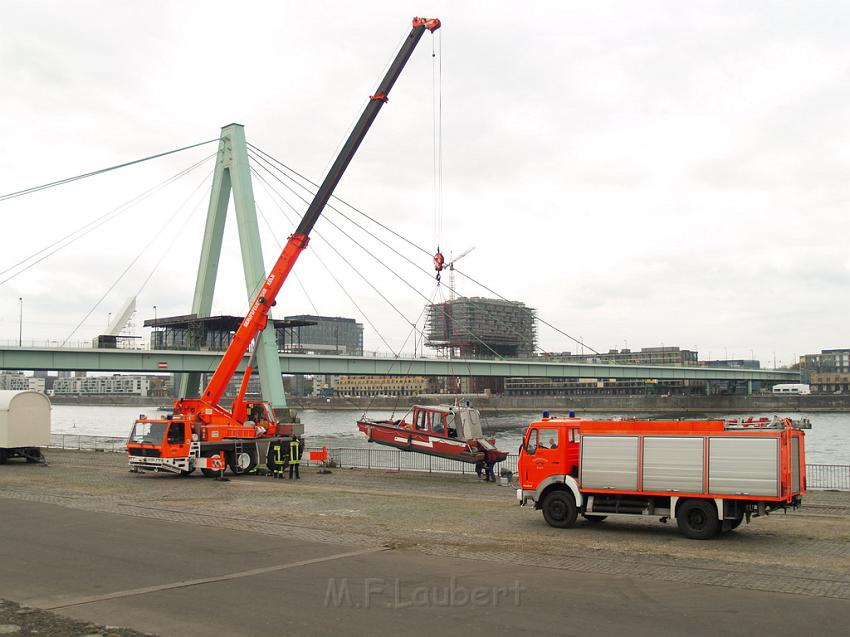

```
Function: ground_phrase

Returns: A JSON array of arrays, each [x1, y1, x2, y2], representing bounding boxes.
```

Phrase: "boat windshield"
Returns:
[[457, 408, 483, 439], [129, 421, 168, 445]]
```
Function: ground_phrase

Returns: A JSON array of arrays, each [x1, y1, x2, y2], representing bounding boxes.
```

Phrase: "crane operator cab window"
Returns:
[[167, 422, 185, 445]]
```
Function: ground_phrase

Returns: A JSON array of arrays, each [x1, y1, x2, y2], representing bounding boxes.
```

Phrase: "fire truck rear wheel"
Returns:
[[541, 490, 578, 529], [677, 499, 720, 539], [723, 510, 745, 532]]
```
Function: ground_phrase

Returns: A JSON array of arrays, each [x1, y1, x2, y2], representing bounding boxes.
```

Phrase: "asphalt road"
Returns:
[[1, 499, 849, 636]]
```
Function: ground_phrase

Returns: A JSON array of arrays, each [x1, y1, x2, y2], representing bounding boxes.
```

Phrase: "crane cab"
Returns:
[[127, 416, 196, 474]]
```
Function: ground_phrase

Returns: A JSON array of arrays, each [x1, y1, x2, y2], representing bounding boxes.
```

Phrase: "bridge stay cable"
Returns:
[[248, 150, 515, 360], [251, 164, 423, 354], [249, 148, 542, 358], [253, 201, 320, 316], [249, 157, 504, 360], [61, 168, 214, 346], [250, 167, 402, 356], [0, 139, 219, 203], [133, 172, 215, 299], [247, 143, 598, 357], [0, 153, 216, 288], [250, 150, 510, 360]]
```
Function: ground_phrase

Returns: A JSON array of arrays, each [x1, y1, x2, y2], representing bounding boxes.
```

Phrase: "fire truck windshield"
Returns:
[[129, 422, 168, 445]]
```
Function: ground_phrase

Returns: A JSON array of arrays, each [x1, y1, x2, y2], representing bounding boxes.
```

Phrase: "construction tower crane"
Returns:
[[447, 246, 475, 301]]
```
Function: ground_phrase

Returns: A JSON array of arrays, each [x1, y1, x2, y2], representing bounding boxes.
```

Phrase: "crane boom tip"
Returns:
[[412, 17, 441, 32]]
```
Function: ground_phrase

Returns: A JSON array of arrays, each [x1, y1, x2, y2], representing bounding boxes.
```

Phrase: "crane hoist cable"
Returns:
[[432, 28, 444, 283]]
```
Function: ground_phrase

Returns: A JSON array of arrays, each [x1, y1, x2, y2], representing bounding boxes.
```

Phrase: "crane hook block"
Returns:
[[433, 250, 445, 281], [412, 17, 441, 32]]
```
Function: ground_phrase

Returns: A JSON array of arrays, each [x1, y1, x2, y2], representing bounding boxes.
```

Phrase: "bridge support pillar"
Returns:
[[176, 123, 287, 410]]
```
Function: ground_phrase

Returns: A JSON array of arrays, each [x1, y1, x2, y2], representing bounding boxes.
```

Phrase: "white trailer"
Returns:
[[0, 390, 50, 464]]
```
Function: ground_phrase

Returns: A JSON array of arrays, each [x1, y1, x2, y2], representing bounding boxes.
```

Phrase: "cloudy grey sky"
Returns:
[[0, 1, 848, 366]]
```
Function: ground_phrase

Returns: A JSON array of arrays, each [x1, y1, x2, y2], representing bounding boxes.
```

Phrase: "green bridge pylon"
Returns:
[[176, 123, 288, 411]]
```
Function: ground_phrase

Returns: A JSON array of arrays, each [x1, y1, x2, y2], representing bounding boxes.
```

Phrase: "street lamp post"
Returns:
[[18, 297, 22, 347], [153, 305, 157, 349]]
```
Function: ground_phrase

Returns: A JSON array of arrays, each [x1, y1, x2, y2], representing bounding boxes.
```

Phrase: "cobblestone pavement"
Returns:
[[0, 598, 153, 636], [2, 449, 849, 601]]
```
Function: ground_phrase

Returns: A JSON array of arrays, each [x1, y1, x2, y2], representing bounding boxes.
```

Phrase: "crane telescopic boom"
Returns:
[[192, 17, 441, 412], [128, 17, 441, 478]]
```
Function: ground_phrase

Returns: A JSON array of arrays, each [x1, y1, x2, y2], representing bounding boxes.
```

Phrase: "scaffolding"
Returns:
[[425, 297, 536, 359]]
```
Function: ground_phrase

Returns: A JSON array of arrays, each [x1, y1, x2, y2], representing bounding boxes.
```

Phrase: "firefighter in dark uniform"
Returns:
[[288, 437, 302, 480], [267, 440, 286, 479]]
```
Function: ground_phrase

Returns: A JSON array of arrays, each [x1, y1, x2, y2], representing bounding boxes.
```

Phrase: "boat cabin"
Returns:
[[408, 405, 483, 440]]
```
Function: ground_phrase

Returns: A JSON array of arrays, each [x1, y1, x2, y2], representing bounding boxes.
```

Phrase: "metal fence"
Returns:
[[323, 447, 519, 475], [44, 436, 849, 490], [807, 464, 850, 491], [48, 434, 128, 453]]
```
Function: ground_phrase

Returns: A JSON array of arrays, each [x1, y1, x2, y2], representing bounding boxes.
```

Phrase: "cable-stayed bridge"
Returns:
[[0, 124, 800, 408]]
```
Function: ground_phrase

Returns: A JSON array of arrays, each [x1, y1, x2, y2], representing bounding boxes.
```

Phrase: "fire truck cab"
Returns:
[[518, 413, 808, 539]]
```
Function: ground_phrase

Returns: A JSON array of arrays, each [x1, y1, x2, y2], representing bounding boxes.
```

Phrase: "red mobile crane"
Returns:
[[128, 17, 441, 476]]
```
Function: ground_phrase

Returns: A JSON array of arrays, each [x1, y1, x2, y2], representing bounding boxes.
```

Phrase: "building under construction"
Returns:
[[425, 297, 536, 359]]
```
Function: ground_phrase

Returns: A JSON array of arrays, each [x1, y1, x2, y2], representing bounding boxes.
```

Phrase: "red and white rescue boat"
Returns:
[[357, 404, 508, 466]]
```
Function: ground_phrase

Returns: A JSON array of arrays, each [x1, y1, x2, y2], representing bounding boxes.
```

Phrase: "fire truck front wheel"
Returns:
[[541, 490, 578, 529], [677, 499, 720, 540]]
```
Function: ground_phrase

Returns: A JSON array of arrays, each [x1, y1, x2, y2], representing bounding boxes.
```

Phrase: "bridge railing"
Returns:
[[44, 436, 848, 490]]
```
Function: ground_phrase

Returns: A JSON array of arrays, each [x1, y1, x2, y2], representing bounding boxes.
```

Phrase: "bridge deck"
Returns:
[[0, 346, 799, 380]]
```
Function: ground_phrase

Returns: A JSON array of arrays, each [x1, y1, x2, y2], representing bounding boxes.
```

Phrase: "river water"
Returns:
[[51, 405, 850, 465]]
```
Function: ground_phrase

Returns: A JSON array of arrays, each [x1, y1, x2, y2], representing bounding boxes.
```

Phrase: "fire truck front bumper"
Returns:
[[518, 489, 537, 507], [128, 455, 187, 474]]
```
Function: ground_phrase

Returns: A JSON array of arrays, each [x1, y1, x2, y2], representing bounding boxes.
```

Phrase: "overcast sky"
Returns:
[[1, 1, 848, 367]]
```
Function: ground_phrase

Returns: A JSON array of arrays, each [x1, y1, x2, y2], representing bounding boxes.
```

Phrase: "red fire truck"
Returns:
[[517, 414, 808, 539]]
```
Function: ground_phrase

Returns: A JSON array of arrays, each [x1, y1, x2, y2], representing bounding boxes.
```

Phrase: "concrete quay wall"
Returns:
[[290, 393, 850, 413]]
